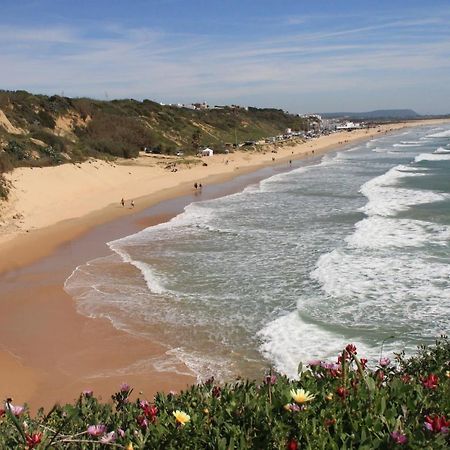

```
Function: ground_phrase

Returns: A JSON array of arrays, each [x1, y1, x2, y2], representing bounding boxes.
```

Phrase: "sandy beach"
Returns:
[[1, 118, 449, 410]]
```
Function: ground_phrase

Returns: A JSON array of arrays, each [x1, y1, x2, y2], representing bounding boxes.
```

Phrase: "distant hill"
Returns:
[[0, 90, 309, 198], [320, 109, 420, 120]]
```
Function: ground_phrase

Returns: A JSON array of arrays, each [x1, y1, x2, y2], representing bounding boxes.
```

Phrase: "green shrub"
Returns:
[[37, 110, 56, 129], [5, 140, 31, 161], [0, 338, 448, 449]]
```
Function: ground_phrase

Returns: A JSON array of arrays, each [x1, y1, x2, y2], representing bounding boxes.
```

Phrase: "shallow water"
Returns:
[[65, 125, 450, 380]]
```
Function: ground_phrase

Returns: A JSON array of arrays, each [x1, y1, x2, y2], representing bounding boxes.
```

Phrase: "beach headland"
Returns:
[[1, 118, 449, 410]]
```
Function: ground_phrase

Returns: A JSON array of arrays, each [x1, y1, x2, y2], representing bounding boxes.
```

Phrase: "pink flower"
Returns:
[[391, 431, 407, 444], [82, 389, 93, 397], [7, 404, 24, 416], [287, 439, 298, 450], [100, 431, 116, 444], [87, 424, 107, 437], [120, 383, 131, 392], [379, 357, 390, 367], [117, 428, 125, 438], [264, 374, 277, 385], [360, 358, 368, 369], [307, 359, 322, 367], [137, 415, 148, 429]]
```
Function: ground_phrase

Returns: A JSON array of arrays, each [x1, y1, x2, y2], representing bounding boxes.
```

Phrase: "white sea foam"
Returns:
[[346, 217, 450, 249], [107, 243, 167, 294], [311, 249, 450, 318], [415, 152, 450, 162], [359, 165, 444, 217], [371, 147, 389, 153], [434, 147, 450, 154], [393, 142, 421, 147], [426, 129, 450, 138]]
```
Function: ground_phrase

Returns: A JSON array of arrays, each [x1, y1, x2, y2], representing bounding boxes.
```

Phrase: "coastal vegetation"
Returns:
[[1, 338, 448, 449], [0, 90, 311, 199]]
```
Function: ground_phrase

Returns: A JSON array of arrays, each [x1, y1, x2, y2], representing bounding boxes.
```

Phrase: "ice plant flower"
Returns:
[[325, 392, 334, 401], [87, 424, 107, 437], [287, 439, 298, 450], [7, 404, 25, 416], [25, 433, 42, 449], [336, 386, 349, 399], [307, 359, 322, 367], [136, 415, 148, 429], [100, 431, 116, 444], [290, 388, 315, 404], [422, 373, 439, 389], [424, 414, 450, 434], [379, 357, 390, 367], [173, 410, 190, 426], [264, 374, 277, 385], [346, 344, 357, 355], [82, 389, 93, 397], [120, 383, 131, 392], [284, 403, 301, 412], [391, 431, 407, 445]]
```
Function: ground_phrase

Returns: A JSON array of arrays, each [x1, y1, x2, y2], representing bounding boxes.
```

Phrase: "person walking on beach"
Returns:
[[194, 182, 198, 190], [131, 200, 135, 208], [121, 198, 125, 207]]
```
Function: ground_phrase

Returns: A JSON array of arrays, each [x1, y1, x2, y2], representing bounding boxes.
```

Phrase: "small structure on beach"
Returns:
[[201, 148, 214, 156]]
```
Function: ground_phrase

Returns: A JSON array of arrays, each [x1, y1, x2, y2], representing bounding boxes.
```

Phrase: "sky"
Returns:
[[1, 0, 450, 114]]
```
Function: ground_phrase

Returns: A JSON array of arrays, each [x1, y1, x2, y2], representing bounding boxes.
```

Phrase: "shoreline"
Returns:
[[1, 118, 449, 410]]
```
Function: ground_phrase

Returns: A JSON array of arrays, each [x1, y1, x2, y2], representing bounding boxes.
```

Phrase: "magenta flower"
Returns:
[[379, 357, 390, 367], [117, 428, 125, 438], [391, 431, 407, 444], [100, 431, 116, 444], [87, 424, 107, 437], [345, 344, 357, 355], [82, 389, 93, 397]]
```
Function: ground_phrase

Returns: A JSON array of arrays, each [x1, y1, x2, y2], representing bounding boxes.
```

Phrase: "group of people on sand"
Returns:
[[193, 182, 203, 191], [121, 198, 134, 208]]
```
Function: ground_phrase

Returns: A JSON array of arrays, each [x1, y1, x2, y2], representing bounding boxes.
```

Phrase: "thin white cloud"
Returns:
[[0, 14, 449, 113]]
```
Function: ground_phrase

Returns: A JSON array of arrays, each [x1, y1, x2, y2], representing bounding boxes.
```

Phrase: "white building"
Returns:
[[201, 148, 214, 156]]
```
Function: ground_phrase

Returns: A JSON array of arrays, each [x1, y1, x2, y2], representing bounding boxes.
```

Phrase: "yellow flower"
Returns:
[[446, 370, 450, 378], [173, 410, 191, 425], [290, 388, 315, 404], [126, 444, 134, 450], [325, 393, 334, 401]]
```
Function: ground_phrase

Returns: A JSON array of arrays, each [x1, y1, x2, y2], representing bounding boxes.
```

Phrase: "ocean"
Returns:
[[65, 125, 450, 381]]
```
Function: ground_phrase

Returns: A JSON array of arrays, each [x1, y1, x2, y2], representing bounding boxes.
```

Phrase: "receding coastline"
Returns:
[[1, 118, 449, 410]]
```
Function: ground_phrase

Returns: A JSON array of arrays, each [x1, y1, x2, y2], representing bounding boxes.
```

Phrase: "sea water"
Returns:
[[65, 125, 450, 380]]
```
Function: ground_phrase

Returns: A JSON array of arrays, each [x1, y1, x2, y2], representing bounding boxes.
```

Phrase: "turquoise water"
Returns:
[[65, 125, 450, 380]]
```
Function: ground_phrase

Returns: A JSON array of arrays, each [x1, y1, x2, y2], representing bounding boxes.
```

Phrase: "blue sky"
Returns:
[[1, 0, 450, 114]]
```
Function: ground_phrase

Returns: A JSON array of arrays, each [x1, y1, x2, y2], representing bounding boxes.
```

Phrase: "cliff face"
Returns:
[[0, 90, 307, 168]]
